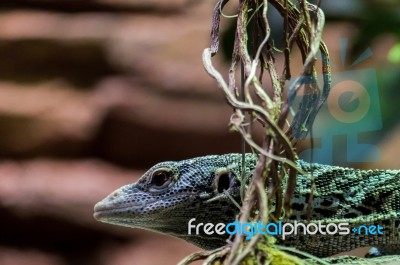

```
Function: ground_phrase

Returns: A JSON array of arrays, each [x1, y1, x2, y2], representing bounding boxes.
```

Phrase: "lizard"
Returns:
[[93, 153, 400, 259]]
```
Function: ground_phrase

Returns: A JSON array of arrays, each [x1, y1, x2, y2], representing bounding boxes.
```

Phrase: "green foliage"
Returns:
[[388, 43, 400, 63]]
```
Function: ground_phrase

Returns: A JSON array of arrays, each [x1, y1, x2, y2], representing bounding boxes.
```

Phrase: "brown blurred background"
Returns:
[[0, 1, 399, 265]]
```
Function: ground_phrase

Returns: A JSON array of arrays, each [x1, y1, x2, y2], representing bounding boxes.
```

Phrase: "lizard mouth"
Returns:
[[93, 192, 200, 221], [93, 202, 144, 220]]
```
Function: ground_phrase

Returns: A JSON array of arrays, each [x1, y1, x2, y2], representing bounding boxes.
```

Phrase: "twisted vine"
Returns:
[[180, 0, 331, 264]]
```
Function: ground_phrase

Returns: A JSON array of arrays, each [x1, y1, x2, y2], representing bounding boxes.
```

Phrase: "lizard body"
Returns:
[[94, 154, 400, 258]]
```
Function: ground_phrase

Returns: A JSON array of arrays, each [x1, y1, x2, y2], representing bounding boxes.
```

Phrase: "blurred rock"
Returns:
[[1, 0, 195, 13], [0, 247, 66, 265], [0, 3, 243, 166], [0, 11, 118, 40], [0, 39, 118, 87], [0, 159, 200, 264], [0, 77, 242, 166], [0, 159, 135, 225], [91, 77, 242, 168], [370, 123, 400, 169], [0, 81, 99, 158], [98, 238, 200, 265], [105, 4, 224, 96]]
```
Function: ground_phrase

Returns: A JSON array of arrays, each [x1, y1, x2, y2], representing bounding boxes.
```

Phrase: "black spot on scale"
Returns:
[[353, 205, 373, 215], [343, 212, 358, 219], [320, 199, 333, 207], [333, 193, 346, 201], [225, 209, 236, 217], [304, 193, 312, 202], [217, 201, 228, 207], [291, 203, 304, 211], [313, 207, 337, 217], [300, 214, 308, 220]]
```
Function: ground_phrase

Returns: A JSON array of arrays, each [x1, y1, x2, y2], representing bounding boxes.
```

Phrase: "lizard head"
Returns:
[[94, 153, 257, 249]]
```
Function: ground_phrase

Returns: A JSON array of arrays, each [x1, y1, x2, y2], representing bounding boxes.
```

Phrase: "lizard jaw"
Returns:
[[93, 183, 201, 226]]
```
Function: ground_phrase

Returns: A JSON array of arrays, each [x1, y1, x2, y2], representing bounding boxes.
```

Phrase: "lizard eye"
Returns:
[[151, 170, 170, 187]]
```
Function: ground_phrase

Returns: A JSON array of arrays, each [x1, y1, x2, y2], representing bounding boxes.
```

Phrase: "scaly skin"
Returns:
[[94, 154, 400, 258]]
